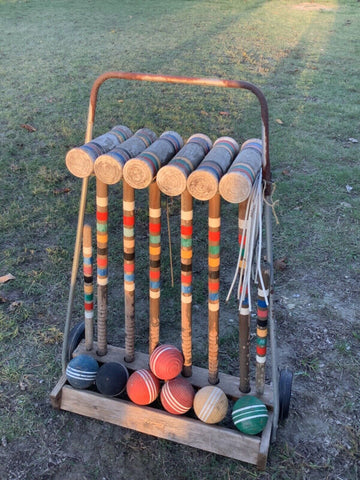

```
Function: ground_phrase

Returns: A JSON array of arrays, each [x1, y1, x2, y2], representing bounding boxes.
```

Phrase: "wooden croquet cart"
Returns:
[[50, 72, 292, 470]]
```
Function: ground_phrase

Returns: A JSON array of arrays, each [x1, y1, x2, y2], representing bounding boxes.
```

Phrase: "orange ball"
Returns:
[[193, 386, 228, 424], [149, 344, 184, 381], [126, 369, 160, 405], [160, 377, 195, 415]]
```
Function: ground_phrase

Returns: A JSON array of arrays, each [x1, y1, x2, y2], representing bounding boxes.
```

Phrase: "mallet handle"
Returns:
[[208, 193, 221, 385], [123, 180, 136, 362], [149, 181, 162, 354], [96, 179, 108, 356], [181, 189, 193, 377]]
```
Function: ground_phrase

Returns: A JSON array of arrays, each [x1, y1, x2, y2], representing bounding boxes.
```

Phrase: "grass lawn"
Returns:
[[0, 1, 359, 479]]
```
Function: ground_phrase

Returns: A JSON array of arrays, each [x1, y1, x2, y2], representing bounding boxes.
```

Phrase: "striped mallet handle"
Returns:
[[187, 136, 239, 201], [123, 131, 183, 190], [256, 268, 270, 395], [66, 125, 132, 178], [149, 181, 162, 355], [219, 138, 262, 204], [123, 180, 136, 363], [208, 193, 221, 385], [94, 128, 157, 185], [83, 224, 94, 351], [96, 179, 108, 356], [181, 189, 193, 377], [156, 133, 212, 197], [238, 200, 251, 393]]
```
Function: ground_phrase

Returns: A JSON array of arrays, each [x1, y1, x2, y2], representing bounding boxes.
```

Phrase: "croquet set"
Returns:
[[50, 71, 292, 470]]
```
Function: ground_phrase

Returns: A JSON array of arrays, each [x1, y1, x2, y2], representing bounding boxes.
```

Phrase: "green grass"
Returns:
[[1, 0, 360, 479]]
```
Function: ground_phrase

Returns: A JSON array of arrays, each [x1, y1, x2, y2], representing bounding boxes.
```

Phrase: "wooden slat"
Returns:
[[59, 385, 262, 466], [49, 373, 67, 409], [257, 412, 273, 470], [73, 342, 273, 406]]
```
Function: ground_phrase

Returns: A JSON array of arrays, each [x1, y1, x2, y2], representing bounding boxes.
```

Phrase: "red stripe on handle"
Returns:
[[209, 231, 221, 242], [257, 309, 268, 319], [123, 215, 135, 226], [124, 263, 135, 273], [97, 257, 108, 268], [149, 223, 161, 233], [97, 211, 108, 221], [181, 225, 193, 236], [208, 280, 220, 291], [150, 270, 161, 280], [181, 273, 192, 283], [257, 346, 267, 356]]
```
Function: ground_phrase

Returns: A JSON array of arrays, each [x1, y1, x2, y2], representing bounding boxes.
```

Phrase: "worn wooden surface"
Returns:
[[55, 383, 272, 468]]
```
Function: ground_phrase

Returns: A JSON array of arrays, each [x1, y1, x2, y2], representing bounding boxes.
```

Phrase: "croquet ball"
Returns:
[[126, 369, 160, 405], [193, 386, 228, 424], [66, 354, 99, 389], [232, 395, 268, 435], [95, 362, 129, 396], [149, 344, 184, 381], [160, 377, 195, 415]]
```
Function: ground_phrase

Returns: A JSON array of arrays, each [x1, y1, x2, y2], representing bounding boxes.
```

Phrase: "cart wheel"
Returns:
[[279, 368, 293, 421], [66, 321, 85, 361]]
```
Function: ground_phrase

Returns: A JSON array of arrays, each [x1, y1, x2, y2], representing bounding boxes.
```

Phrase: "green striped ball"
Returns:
[[232, 396, 268, 435]]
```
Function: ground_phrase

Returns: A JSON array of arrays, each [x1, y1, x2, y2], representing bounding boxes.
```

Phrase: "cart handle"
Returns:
[[85, 71, 271, 193]]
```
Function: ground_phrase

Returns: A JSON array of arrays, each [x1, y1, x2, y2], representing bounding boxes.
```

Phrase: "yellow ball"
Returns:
[[193, 386, 228, 424]]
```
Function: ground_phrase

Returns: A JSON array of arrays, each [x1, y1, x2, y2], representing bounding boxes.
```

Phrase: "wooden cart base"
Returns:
[[51, 341, 273, 470]]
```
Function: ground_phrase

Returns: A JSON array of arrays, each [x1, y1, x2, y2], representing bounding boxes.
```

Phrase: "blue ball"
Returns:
[[66, 354, 99, 389]]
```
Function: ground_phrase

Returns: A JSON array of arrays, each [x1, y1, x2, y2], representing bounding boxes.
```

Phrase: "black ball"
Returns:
[[95, 362, 129, 396]]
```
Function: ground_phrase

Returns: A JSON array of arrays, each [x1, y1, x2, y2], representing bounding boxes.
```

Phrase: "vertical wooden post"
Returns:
[[96, 179, 108, 356], [256, 268, 270, 395], [181, 189, 193, 377], [238, 200, 251, 393], [123, 181, 136, 363], [149, 181, 161, 354], [208, 193, 221, 384], [83, 224, 94, 351]]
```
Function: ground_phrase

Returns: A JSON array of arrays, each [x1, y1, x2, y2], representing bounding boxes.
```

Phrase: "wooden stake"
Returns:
[[256, 268, 270, 395], [83, 224, 94, 351]]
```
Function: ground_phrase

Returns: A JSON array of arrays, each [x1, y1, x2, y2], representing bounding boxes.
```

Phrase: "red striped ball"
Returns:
[[126, 369, 160, 405], [149, 344, 184, 381], [160, 377, 195, 415]]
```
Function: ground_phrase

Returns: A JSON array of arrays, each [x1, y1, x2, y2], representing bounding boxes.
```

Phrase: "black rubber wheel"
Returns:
[[279, 368, 293, 421], [66, 321, 85, 361]]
